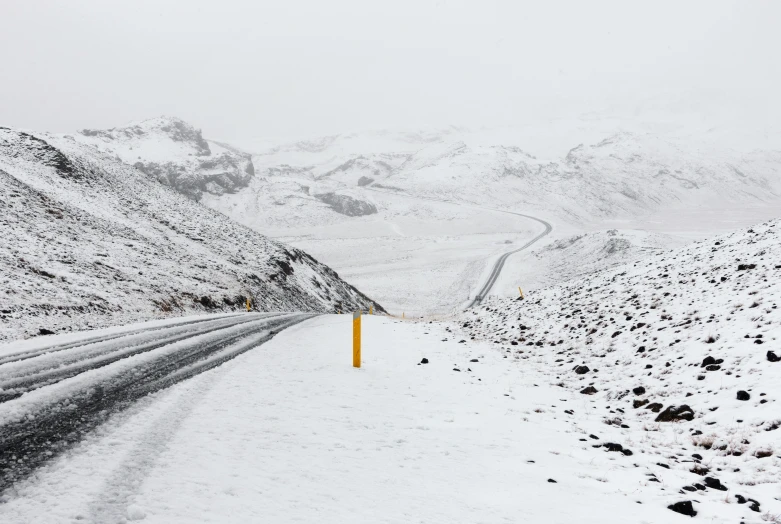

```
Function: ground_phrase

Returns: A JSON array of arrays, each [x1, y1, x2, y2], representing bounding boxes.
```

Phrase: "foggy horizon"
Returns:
[[3, 0, 780, 142]]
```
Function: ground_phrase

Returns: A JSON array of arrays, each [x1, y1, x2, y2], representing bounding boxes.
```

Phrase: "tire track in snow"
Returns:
[[0, 313, 247, 367], [0, 313, 315, 493], [87, 362, 225, 523], [0, 314, 288, 402]]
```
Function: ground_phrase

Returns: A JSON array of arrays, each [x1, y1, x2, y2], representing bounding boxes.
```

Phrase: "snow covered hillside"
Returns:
[[459, 219, 781, 519], [76, 117, 254, 201], [0, 127, 383, 341], [502, 228, 689, 290]]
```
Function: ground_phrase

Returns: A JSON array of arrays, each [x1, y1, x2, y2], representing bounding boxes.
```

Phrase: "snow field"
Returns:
[[460, 219, 781, 520], [2, 315, 681, 523]]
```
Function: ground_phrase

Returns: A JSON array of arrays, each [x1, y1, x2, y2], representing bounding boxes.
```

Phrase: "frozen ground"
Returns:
[[459, 219, 781, 520], [1, 315, 681, 524]]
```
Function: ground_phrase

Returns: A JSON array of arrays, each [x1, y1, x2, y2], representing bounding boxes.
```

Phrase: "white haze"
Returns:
[[1, 0, 780, 146]]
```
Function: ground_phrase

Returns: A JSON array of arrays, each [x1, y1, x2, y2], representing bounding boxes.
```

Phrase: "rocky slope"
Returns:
[[0, 127, 383, 341], [76, 117, 254, 200], [457, 219, 781, 519]]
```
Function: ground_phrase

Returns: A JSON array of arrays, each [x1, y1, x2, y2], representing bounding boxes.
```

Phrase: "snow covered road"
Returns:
[[1, 315, 677, 523], [0, 312, 315, 492], [364, 187, 553, 308]]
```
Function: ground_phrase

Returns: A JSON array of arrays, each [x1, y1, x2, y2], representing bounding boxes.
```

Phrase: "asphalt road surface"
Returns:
[[0, 312, 314, 492]]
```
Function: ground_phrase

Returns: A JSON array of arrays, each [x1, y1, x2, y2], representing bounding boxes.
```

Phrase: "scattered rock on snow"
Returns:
[[580, 386, 598, 395], [703, 477, 727, 491], [655, 405, 694, 422], [737, 390, 750, 401], [667, 501, 697, 517], [767, 351, 780, 363]]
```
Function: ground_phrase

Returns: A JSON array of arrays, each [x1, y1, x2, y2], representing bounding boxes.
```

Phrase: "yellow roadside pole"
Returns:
[[353, 311, 361, 368], [402, 312, 405, 319], [369, 305, 373, 315], [246, 297, 251, 311], [518, 287, 524, 299]]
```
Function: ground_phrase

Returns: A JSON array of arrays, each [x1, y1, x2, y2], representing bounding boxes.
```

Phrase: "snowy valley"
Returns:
[[2, 116, 779, 523]]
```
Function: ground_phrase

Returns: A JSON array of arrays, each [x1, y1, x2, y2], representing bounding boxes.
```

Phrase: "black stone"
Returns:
[[632, 386, 646, 395], [655, 404, 694, 422], [580, 386, 598, 395], [668, 501, 697, 517], [420, 358, 429, 364], [704, 477, 727, 491], [574, 365, 590, 374], [767, 351, 780, 363], [38, 328, 55, 336], [737, 390, 750, 401]]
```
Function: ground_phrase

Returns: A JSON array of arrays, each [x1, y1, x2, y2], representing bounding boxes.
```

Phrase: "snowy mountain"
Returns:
[[64, 118, 781, 314], [0, 127, 383, 341], [76, 117, 254, 201], [183, 124, 781, 238], [459, 219, 781, 518]]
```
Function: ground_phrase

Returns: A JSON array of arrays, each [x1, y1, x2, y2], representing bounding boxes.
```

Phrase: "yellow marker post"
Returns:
[[402, 312, 405, 319], [246, 297, 251, 311], [369, 305, 373, 315], [352, 311, 361, 368], [518, 287, 524, 299]]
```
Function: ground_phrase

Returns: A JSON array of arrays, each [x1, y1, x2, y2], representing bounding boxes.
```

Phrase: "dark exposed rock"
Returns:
[[767, 351, 780, 362], [737, 390, 750, 401], [701, 356, 723, 367], [580, 386, 598, 395], [574, 365, 590, 374], [314, 193, 378, 216], [633, 399, 649, 409], [420, 358, 429, 364], [645, 402, 663, 413], [655, 404, 694, 422], [703, 476, 727, 491], [38, 328, 55, 336], [632, 386, 646, 395], [668, 501, 697, 517]]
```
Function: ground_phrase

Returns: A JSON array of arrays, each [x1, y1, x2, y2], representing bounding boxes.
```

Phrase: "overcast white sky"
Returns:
[[1, 0, 779, 141]]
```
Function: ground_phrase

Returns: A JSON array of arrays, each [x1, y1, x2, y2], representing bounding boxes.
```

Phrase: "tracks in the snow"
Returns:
[[0, 312, 314, 493], [365, 186, 552, 308]]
